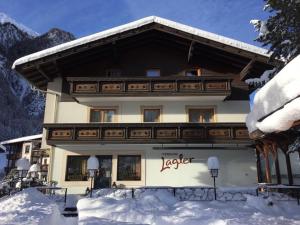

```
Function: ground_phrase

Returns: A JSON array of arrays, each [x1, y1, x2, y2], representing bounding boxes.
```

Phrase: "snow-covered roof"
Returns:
[[0, 12, 39, 37], [1, 134, 42, 145], [246, 55, 300, 134], [12, 16, 270, 69]]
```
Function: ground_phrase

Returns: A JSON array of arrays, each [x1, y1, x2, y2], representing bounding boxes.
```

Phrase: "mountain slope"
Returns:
[[0, 13, 75, 141]]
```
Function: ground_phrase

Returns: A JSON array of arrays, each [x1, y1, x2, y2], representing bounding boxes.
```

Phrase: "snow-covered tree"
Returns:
[[247, 0, 300, 86], [251, 0, 300, 64]]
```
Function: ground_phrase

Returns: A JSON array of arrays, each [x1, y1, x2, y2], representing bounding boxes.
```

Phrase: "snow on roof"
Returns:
[[254, 98, 300, 133], [1, 134, 42, 145], [0, 12, 39, 37], [246, 55, 300, 133], [12, 16, 270, 69]]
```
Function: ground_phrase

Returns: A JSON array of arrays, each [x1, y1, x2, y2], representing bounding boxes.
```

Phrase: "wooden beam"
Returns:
[[194, 44, 248, 66], [249, 129, 265, 140], [263, 143, 272, 183], [154, 25, 271, 64], [36, 64, 51, 81], [240, 58, 256, 80], [256, 148, 263, 183], [274, 148, 282, 184], [187, 41, 195, 63], [285, 153, 294, 185]]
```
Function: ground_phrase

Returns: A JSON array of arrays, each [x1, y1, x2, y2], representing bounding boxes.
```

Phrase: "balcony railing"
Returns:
[[31, 150, 50, 158], [66, 76, 232, 97], [44, 123, 250, 145]]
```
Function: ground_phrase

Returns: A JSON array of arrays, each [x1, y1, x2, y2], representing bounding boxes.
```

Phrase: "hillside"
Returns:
[[0, 12, 75, 141]]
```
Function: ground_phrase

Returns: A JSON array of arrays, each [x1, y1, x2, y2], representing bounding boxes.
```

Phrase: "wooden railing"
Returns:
[[44, 123, 250, 145], [66, 77, 232, 97], [31, 150, 50, 158]]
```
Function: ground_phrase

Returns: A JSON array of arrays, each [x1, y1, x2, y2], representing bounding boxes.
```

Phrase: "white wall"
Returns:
[[51, 144, 257, 194], [56, 100, 250, 123], [145, 149, 257, 187], [21, 142, 32, 161]]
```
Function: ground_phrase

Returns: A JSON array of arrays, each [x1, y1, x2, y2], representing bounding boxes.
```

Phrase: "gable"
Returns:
[[12, 16, 275, 90]]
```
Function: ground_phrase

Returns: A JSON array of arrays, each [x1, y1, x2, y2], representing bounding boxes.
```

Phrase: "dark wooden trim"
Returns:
[[256, 149, 263, 183], [263, 143, 272, 183], [240, 58, 256, 80], [274, 148, 282, 184], [66, 76, 232, 82], [285, 153, 294, 185], [187, 41, 195, 63], [67, 76, 232, 97], [44, 122, 251, 145], [36, 64, 51, 81]]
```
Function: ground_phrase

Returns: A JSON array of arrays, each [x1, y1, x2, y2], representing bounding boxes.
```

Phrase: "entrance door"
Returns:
[[94, 155, 112, 189]]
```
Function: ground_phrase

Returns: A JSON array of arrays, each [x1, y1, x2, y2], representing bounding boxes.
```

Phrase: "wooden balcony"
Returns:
[[44, 123, 251, 145], [31, 150, 50, 158], [66, 77, 232, 98]]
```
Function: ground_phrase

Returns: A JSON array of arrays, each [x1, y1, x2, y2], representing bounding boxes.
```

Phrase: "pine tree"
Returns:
[[251, 0, 300, 64]]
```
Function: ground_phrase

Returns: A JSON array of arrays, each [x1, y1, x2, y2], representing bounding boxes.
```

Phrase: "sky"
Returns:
[[0, 0, 270, 46]]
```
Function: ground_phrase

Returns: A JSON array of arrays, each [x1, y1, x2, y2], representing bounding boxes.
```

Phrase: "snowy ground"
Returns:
[[1, 188, 300, 225], [0, 188, 76, 225], [77, 189, 300, 225]]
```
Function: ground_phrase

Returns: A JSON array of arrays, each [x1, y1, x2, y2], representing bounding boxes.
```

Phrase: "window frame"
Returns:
[[185, 68, 202, 77], [117, 155, 142, 181], [89, 106, 119, 123], [24, 145, 30, 154], [141, 105, 162, 123], [65, 155, 89, 181], [146, 69, 160, 77], [186, 106, 216, 123]]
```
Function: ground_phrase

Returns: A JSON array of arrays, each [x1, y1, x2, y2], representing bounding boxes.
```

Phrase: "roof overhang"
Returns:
[[12, 16, 276, 90], [1, 134, 42, 145]]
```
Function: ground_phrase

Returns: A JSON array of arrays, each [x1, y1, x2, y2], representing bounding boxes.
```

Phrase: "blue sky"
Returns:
[[0, 0, 269, 46]]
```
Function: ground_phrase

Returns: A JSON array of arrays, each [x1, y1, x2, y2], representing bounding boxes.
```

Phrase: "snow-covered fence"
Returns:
[[93, 186, 259, 201], [36, 186, 68, 204], [258, 184, 300, 204]]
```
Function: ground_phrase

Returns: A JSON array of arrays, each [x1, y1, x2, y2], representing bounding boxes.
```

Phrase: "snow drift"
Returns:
[[77, 188, 300, 225], [0, 188, 67, 225]]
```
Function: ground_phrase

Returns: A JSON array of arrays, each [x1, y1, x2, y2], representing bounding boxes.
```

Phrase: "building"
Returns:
[[12, 16, 275, 194], [247, 55, 300, 186], [1, 134, 50, 180]]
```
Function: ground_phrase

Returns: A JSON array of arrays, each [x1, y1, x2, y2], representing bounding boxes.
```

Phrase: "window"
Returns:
[[142, 107, 161, 122], [43, 158, 48, 165], [94, 155, 112, 188], [65, 156, 88, 181], [32, 141, 41, 150], [188, 108, 214, 123], [90, 108, 117, 122], [106, 69, 121, 77], [146, 69, 160, 77], [25, 145, 30, 154], [117, 155, 141, 181], [185, 68, 201, 77]]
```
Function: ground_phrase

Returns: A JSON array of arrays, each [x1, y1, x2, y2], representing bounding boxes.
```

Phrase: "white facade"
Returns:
[[42, 78, 256, 194], [50, 145, 257, 194]]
